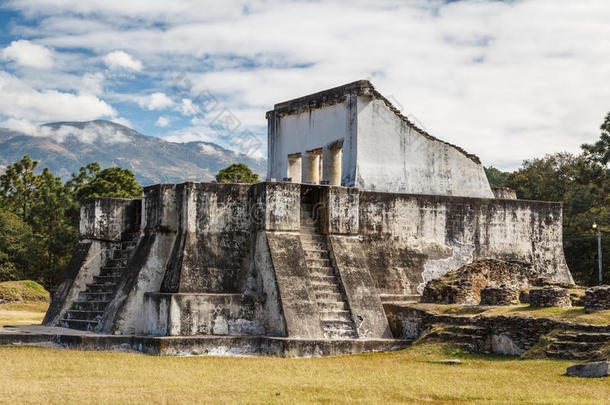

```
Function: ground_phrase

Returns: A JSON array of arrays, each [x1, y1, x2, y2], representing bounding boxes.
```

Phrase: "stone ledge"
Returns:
[[0, 325, 411, 357]]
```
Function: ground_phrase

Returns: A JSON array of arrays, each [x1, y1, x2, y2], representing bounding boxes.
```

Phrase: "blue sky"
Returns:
[[0, 0, 609, 168]]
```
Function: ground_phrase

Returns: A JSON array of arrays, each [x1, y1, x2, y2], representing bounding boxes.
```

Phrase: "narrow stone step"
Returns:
[[311, 283, 341, 294], [86, 283, 117, 293], [107, 257, 127, 267], [547, 341, 604, 352], [310, 274, 336, 284], [315, 292, 343, 302], [72, 300, 110, 311], [432, 331, 486, 343], [317, 301, 348, 311], [324, 328, 358, 339], [302, 241, 327, 250], [299, 234, 326, 242], [65, 310, 104, 321], [59, 318, 99, 331], [545, 349, 593, 360], [303, 249, 330, 260], [93, 275, 122, 284], [555, 332, 610, 343], [320, 310, 351, 321], [79, 291, 114, 301], [99, 266, 127, 277], [306, 258, 332, 267], [309, 266, 335, 277], [112, 249, 130, 260], [322, 318, 353, 328], [443, 325, 487, 335]]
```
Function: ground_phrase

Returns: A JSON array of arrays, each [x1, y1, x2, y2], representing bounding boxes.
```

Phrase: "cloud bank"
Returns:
[[1, 0, 609, 167]]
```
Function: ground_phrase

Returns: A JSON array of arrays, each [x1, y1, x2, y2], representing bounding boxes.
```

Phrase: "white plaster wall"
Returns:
[[268, 99, 357, 186], [356, 97, 494, 198]]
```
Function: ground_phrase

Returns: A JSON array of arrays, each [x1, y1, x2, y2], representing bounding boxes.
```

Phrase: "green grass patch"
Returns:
[[415, 303, 610, 326], [0, 280, 49, 304]]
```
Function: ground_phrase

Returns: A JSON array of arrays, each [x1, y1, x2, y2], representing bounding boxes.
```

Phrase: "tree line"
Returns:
[[485, 112, 610, 285], [0, 157, 141, 288]]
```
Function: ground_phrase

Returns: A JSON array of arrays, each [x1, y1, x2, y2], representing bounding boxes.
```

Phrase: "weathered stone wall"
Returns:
[[80, 198, 141, 241], [358, 192, 573, 297], [142, 293, 266, 336], [356, 96, 493, 198], [160, 183, 254, 294]]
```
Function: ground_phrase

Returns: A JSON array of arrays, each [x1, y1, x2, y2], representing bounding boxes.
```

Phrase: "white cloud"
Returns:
[[137, 92, 173, 110], [103, 50, 142, 71], [0, 71, 116, 121], [80, 72, 104, 95], [1, 40, 54, 69], [155, 116, 170, 127], [3, 0, 610, 168], [2, 118, 129, 143]]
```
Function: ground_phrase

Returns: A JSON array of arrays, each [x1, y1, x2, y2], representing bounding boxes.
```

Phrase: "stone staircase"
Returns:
[[425, 323, 488, 352], [59, 232, 140, 331], [300, 204, 357, 339], [545, 331, 610, 361]]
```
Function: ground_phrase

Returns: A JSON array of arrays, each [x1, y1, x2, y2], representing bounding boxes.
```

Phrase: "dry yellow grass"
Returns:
[[0, 302, 47, 327], [0, 343, 608, 404], [1, 304, 608, 404]]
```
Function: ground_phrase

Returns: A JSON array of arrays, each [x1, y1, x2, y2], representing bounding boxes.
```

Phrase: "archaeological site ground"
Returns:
[[1, 81, 608, 402]]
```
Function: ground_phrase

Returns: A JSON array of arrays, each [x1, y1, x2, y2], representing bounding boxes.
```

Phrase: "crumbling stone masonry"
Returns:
[[529, 287, 572, 308], [421, 259, 532, 305], [584, 286, 610, 312], [479, 286, 520, 306]]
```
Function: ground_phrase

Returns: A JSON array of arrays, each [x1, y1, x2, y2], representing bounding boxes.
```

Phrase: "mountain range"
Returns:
[[0, 120, 266, 186]]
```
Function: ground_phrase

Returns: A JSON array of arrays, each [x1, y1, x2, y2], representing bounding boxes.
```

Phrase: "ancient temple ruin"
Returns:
[[37, 80, 573, 356]]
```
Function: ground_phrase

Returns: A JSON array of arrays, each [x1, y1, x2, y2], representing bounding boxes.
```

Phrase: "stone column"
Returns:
[[323, 145, 343, 186], [287, 153, 302, 183], [303, 149, 321, 184]]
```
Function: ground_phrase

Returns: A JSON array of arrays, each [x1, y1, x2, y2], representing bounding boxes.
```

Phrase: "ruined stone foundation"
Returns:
[[36, 181, 572, 356]]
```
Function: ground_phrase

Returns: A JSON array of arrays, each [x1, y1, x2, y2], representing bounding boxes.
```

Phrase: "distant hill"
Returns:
[[0, 120, 266, 186]]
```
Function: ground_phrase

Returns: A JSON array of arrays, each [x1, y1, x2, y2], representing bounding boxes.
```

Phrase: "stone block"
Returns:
[[566, 361, 610, 378]]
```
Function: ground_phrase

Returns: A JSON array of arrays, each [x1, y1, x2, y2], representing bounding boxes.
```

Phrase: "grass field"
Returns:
[[1, 300, 608, 404]]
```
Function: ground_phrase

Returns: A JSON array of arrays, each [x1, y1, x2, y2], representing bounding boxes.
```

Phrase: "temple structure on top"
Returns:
[[34, 80, 573, 357], [266, 80, 493, 198]]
